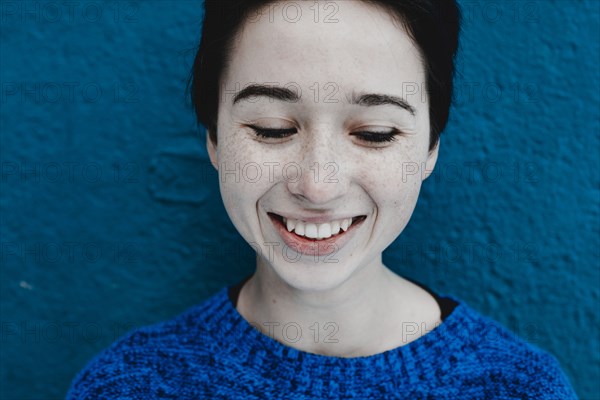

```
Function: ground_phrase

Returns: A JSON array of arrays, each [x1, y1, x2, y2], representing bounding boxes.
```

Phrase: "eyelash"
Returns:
[[248, 125, 400, 144], [250, 126, 297, 139]]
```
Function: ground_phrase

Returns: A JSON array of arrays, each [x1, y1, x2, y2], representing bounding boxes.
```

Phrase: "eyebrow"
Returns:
[[348, 91, 416, 116], [233, 84, 299, 104], [232, 84, 416, 116]]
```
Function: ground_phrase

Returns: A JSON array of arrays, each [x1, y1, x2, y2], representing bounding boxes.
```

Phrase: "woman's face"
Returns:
[[208, 1, 438, 291]]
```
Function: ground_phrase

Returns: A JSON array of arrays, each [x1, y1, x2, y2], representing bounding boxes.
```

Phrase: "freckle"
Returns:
[[272, 298, 276, 304]]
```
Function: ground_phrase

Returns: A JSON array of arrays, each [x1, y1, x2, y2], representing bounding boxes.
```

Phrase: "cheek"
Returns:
[[215, 132, 281, 219], [359, 149, 424, 225], [216, 135, 258, 205], [377, 171, 421, 210], [379, 176, 422, 240], [215, 139, 270, 244]]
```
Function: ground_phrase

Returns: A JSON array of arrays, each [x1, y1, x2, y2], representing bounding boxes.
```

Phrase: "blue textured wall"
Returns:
[[1, 1, 598, 398]]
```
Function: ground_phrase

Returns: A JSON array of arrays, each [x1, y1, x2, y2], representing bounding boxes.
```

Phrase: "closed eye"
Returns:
[[351, 130, 400, 143], [248, 125, 297, 139]]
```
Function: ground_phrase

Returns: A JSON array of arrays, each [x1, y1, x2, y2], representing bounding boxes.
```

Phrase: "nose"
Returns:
[[286, 126, 350, 205]]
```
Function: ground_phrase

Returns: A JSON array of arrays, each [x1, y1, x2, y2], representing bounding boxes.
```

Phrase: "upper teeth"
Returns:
[[282, 217, 355, 240]]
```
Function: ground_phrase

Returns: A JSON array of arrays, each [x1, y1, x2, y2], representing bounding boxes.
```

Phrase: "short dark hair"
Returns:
[[188, 0, 461, 152]]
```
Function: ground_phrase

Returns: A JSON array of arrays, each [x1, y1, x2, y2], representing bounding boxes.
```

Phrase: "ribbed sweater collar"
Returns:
[[186, 286, 482, 387]]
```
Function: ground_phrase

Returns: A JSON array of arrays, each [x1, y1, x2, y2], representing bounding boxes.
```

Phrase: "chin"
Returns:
[[268, 257, 360, 293]]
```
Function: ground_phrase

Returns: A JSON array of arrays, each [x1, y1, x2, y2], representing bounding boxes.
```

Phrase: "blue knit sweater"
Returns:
[[67, 285, 578, 399]]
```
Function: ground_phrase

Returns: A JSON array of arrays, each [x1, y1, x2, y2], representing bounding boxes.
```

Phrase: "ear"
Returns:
[[422, 140, 439, 181], [206, 130, 218, 171]]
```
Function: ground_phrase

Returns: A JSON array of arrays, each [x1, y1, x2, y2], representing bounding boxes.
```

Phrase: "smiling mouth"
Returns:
[[268, 212, 367, 241], [269, 213, 366, 225]]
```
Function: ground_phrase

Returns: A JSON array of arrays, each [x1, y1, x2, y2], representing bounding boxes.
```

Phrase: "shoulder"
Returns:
[[66, 288, 229, 399], [443, 299, 579, 399]]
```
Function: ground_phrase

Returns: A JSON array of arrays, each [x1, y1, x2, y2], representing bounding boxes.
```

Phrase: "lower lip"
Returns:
[[268, 213, 366, 257]]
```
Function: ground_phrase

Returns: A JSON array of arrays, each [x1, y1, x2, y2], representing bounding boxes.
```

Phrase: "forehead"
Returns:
[[224, 1, 426, 96]]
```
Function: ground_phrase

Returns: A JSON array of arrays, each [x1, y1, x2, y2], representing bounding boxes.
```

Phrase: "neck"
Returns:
[[236, 256, 439, 357]]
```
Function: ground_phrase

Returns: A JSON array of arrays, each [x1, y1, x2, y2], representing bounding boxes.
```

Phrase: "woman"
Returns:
[[68, 0, 578, 398]]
